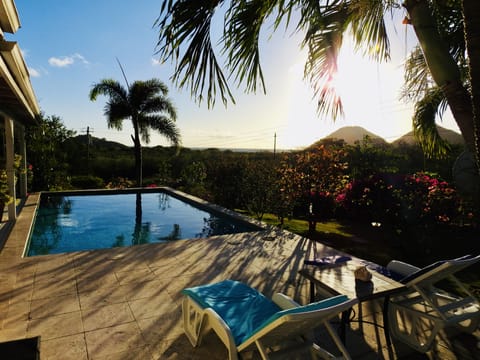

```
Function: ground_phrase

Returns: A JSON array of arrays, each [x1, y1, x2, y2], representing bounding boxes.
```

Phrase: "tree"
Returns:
[[26, 113, 76, 191], [89, 78, 181, 187], [155, 0, 479, 189]]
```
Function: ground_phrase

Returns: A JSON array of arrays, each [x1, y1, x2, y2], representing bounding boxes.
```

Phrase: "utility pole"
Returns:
[[273, 132, 277, 159], [82, 126, 94, 175]]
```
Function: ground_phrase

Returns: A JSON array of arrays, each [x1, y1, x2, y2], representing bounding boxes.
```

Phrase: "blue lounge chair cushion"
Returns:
[[182, 280, 349, 346], [182, 280, 281, 346], [400, 254, 476, 284]]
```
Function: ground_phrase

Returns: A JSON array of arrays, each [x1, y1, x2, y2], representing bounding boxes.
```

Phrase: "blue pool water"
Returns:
[[26, 191, 259, 256]]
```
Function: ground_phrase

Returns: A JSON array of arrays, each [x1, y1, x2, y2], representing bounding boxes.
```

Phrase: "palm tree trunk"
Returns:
[[404, 0, 476, 153], [462, 0, 480, 176], [131, 117, 143, 187]]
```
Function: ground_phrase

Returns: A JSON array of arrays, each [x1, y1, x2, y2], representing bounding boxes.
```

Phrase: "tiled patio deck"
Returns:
[[0, 194, 475, 359]]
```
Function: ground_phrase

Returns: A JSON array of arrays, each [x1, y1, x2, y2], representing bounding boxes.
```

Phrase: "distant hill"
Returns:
[[393, 126, 464, 145], [321, 126, 386, 145], [67, 135, 130, 151]]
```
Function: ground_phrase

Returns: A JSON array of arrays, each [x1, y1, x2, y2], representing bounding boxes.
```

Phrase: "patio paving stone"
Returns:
[[40, 333, 89, 360], [78, 286, 129, 309], [84, 322, 146, 359], [128, 293, 174, 320], [29, 293, 80, 319], [82, 302, 135, 331], [27, 311, 84, 340]]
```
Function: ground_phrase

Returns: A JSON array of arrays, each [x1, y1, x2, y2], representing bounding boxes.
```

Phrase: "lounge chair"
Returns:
[[386, 255, 480, 353], [181, 279, 358, 359]]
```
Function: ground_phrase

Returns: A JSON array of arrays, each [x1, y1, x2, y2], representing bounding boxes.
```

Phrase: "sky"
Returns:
[[10, 1, 461, 150]]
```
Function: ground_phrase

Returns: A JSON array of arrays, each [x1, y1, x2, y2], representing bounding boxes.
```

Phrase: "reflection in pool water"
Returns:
[[26, 191, 259, 256]]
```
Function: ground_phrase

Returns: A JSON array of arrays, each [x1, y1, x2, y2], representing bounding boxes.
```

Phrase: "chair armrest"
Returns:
[[272, 293, 300, 310], [387, 260, 420, 277]]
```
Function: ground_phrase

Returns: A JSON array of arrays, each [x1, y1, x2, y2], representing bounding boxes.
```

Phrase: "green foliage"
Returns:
[[180, 161, 207, 187], [26, 114, 76, 191], [70, 175, 105, 190], [0, 169, 12, 206], [239, 159, 277, 220]]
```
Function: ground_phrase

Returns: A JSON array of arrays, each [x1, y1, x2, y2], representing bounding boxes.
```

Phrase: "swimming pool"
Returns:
[[25, 189, 261, 256]]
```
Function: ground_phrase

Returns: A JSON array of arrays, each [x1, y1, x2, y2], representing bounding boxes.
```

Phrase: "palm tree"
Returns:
[[154, 0, 479, 178], [89, 78, 181, 187]]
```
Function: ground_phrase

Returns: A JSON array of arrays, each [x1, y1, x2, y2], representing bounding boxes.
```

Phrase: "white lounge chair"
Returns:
[[387, 255, 480, 353], [181, 279, 358, 359]]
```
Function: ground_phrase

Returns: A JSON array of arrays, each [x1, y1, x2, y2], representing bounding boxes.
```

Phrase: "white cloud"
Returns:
[[49, 56, 74, 67], [28, 67, 40, 77], [48, 53, 90, 68], [151, 58, 162, 66]]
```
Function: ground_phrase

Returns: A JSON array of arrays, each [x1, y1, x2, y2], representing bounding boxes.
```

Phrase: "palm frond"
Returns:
[[401, 46, 432, 102], [130, 80, 168, 110], [105, 101, 130, 130], [141, 97, 178, 121], [349, 0, 393, 62], [413, 87, 451, 159], [300, 2, 348, 120], [223, 0, 278, 93], [139, 114, 181, 146], [89, 79, 128, 103], [155, 0, 234, 107]]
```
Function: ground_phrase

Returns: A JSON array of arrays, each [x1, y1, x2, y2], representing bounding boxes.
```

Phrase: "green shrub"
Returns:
[[70, 175, 105, 189]]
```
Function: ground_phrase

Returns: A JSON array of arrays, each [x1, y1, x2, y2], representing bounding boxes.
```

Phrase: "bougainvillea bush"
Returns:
[[335, 171, 475, 238]]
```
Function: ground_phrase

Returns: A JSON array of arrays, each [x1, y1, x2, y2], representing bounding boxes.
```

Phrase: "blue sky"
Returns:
[[12, 1, 460, 150]]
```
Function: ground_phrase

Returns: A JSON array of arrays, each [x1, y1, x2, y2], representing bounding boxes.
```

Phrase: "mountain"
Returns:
[[392, 126, 464, 145], [321, 126, 386, 145]]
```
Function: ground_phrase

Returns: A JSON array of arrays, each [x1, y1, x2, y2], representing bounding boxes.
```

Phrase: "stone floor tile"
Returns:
[[31, 278, 77, 300], [34, 267, 77, 283], [40, 333, 88, 360], [129, 293, 176, 321], [29, 293, 80, 319], [91, 345, 153, 360], [149, 332, 230, 360], [8, 282, 33, 303], [115, 267, 157, 285], [27, 311, 84, 341], [2, 300, 30, 329], [82, 302, 134, 331], [78, 285, 128, 309], [137, 309, 183, 343], [0, 325, 28, 342], [76, 271, 119, 293], [121, 279, 169, 301], [85, 322, 146, 359]]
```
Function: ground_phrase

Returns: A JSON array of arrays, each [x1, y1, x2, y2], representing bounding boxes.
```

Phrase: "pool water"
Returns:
[[26, 191, 259, 256]]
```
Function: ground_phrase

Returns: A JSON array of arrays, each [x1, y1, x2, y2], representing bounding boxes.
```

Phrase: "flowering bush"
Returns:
[[401, 173, 461, 226], [335, 174, 403, 224], [335, 172, 466, 230], [275, 144, 348, 222]]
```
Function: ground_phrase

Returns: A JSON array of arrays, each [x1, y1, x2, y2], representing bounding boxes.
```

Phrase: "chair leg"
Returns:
[[324, 321, 352, 360], [383, 296, 392, 348], [182, 296, 207, 347]]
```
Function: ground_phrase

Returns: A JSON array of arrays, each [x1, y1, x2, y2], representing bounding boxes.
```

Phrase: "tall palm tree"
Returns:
[[154, 0, 479, 175], [89, 78, 181, 187]]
